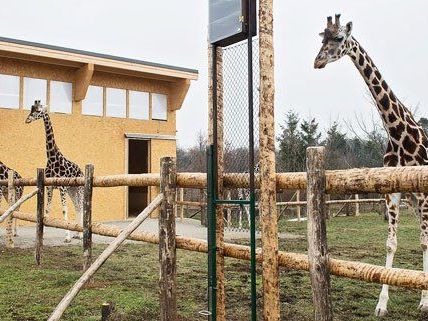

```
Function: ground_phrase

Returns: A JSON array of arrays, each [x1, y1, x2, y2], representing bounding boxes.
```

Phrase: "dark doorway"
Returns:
[[128, 139, 149, 217]]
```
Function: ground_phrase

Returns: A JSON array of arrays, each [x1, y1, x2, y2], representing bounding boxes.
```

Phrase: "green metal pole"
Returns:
[[207, 145, 217, 321], [247, 1, 257, 319]]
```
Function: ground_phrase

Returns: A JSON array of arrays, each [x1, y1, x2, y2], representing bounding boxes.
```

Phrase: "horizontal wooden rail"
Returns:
[[176, 200, 237, 209], [179, 198, 384, 208], [1, 165, 428, 194], [8, 209, 428, 290], [0, 188, 38, 223], [1, 174, 160, 188], [277, 198, 385, 207]]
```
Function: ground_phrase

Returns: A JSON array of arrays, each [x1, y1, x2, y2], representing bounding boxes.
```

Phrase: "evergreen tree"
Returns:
[[419, 117, 428, 136], [277, 111, 304, 172], [324, 122, 348, 169], [300, 118, 321, 150]]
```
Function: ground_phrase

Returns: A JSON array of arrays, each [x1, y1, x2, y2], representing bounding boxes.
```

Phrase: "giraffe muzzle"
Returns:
[[314, 59, 327, 69]]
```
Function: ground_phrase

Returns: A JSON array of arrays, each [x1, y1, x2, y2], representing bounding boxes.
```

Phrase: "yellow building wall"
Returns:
[[0, 57, 177, 225]]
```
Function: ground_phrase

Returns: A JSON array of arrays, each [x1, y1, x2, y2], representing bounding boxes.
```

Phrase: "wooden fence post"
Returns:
[[159, 157, 177, 321], [226, 189, 232, 228], [208, 43, 226, 320], [83, 164, 94, 271], [259, 0, 280, 319], [101, 303, 112, 321], [200, 188, 207, 226], [35, 168, 45, 265], [306, 147, 333, 321], [355, 194, 360, 216], [179, 188, 184, 220], [6, 170, 15, 248], [326, 194, 331, 219], [296, 190, 301, 222]]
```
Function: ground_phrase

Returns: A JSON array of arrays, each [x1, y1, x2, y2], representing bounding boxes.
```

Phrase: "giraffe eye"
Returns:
[[334, 36, 344, 42]]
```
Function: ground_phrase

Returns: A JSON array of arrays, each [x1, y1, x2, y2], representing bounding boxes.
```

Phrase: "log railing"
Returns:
[[1, 165, 428, 194], [3, 160, 428, 320], [6, 206, 428, 291]]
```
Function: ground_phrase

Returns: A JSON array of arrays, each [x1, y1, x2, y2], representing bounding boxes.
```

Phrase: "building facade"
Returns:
[[0, 37, 197, 223]]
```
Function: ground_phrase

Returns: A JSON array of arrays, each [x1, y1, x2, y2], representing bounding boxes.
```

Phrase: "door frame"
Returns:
[[124, 138, 151, 220]]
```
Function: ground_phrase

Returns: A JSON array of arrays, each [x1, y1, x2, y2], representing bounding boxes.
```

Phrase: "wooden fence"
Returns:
[[2, 157, 428, 320], [175, 188, 385, 223]]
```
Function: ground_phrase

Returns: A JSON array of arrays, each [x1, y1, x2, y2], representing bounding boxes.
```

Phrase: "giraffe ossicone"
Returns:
[[26, 100, 84, 243], [314, 14, 428, 316]]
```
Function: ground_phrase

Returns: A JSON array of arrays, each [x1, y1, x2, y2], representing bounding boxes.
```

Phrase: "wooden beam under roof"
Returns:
[[74, 63, 94, 102], [169, 79, 191, 111]]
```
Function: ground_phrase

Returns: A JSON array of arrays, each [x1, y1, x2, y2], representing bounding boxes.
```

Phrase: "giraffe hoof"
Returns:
[[374, 307, 388, 317], [72, 233, 82, 240]]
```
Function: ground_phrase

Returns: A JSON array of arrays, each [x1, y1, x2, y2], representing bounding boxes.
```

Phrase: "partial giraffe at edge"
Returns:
[[314, 14, 428, 316], [0, 164, 23, 238], [25, 100, 84, 243]]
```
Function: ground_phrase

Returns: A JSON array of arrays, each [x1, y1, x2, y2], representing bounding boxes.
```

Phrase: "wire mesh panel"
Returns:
[[222, 38, 260, 231]]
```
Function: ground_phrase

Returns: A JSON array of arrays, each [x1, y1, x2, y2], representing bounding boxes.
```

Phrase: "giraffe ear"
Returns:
[[346, 21, 353, 36], [319, 32, 325, 38]]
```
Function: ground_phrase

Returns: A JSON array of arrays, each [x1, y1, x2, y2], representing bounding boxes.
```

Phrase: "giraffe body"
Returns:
[[314, 14, 428, 316], [26, 101, 84, 243]]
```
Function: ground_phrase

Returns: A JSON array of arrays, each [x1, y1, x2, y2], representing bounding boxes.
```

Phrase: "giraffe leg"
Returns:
[[375, 193, 401, 317], [45, 186, 53, 218], [0, 189, 6, 244], [60, 188, 71, 243], [416, 193, 428, 312], [68, 187, 84, 239], [238, 206, 243, 230], [12, 186, 23, 237], [12, 193, 18, 237], [245, 204, 250, 228]]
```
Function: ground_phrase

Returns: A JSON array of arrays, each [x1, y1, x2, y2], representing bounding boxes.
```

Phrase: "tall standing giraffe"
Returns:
[[25, 100, 84, 243], [314, 14, 428, 316]]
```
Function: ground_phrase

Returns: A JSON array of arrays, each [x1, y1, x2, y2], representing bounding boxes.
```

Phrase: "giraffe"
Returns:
[[0, 164, 23, 238], [25, 100, 84, 243], [314, 14, 428, 316]]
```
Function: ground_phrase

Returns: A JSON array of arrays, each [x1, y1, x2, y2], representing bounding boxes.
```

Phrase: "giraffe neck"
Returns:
[[42, 113, 61, 161], [347, 37, 420, 137]]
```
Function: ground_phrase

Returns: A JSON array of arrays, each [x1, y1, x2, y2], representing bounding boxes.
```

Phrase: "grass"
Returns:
[[0, 210, 426, 320]]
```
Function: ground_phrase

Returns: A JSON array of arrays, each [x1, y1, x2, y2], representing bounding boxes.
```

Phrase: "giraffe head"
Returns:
[[314, 14, 353, 69], [25, 100, 47, 123]]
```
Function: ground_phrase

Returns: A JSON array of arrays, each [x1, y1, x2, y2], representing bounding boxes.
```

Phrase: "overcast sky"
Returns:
[[1, 0, 427, 147]]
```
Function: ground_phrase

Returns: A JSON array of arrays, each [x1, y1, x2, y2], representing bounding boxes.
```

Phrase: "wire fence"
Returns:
[[222, 38, 260, 231]]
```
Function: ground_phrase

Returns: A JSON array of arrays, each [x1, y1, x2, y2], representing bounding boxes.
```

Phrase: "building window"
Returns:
[[0, 74, 20, 109], [82, 85, 103, 116], [106, 88, 126, 118], [23, 77, 47, 110], [50, 81, 72, 114], [152, 93, 168, 121], [129, 90, 149, 120]]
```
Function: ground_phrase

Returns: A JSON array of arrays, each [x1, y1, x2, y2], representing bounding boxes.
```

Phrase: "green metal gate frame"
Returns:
[[207, 2, 257, 318]]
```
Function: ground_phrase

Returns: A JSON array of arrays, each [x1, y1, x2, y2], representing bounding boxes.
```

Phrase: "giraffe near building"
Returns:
[[314, 14, 428, 316], [25, 100, 84, 243]]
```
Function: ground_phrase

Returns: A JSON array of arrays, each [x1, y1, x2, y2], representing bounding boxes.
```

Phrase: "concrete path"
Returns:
[[0, 218, 301, 248]]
